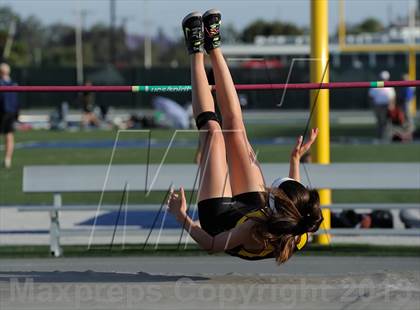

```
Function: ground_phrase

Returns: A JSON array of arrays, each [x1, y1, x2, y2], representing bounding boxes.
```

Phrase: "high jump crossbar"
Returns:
[[0, 80, 419, 92]]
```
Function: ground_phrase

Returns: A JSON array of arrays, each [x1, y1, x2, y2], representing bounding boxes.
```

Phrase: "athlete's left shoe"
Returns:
[[203, 9, 222, 53], [182, 12, 204, 54]]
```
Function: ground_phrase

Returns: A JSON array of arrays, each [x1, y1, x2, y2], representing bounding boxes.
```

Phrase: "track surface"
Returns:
[[0, 256, 419, 310]]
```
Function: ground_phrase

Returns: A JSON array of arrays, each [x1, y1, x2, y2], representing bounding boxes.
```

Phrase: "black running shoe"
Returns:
[[182, 12, 203, 54], [203, 9, 221, 53]]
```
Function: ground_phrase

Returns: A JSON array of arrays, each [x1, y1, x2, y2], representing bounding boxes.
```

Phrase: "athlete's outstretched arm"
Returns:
[[177, 215, 253, 252], [289, 128, 318, 182], [167, 188, 251, 252]]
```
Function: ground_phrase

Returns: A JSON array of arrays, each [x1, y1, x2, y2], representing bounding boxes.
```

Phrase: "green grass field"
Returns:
[[1, 123, 419, 205], [7, 123, 380, 142]]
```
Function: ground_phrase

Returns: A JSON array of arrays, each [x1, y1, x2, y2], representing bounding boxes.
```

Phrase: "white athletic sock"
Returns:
[[4, 158, 11, 169]]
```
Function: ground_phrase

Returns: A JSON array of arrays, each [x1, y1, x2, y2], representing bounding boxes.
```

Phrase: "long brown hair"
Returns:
[[251, 180, 323, 264]]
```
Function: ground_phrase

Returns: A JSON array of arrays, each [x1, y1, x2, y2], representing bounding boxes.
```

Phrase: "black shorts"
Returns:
[[197, 192, 266, 236], [0, 112, 17, 134]]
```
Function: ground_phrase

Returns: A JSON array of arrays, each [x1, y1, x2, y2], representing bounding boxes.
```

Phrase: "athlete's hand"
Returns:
[[167, 187, 187, 221], [291, 128, 319, 161]]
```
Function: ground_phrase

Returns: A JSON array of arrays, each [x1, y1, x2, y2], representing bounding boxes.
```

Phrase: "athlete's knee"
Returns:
[[195, 111, 221, 130], [203, 120, 223, 138]]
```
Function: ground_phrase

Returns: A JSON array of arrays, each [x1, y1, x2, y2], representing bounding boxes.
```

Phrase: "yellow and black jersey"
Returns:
[[197, 191, 308, 261]]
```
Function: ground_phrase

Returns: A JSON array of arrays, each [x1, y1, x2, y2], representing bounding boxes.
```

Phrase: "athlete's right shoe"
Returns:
[[203, 9, 222, 53], [182, 12, 204, 54]]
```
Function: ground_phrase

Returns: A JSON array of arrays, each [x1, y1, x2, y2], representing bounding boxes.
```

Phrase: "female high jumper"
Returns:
[[167, 9, 323, 263]]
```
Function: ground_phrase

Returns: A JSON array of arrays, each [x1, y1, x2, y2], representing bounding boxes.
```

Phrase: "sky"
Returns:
[[1, 0, 417, 37]]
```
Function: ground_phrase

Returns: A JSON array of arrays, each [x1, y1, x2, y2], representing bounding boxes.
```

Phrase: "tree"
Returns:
[[84, 23, 128, 65], [16, 16, 45, 65], [0, 7, 20, 63], [348, 18, 384, 34], [241, 19, 304, 42], [0, 7, 18, 32], [42, 23, 75, 66]]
